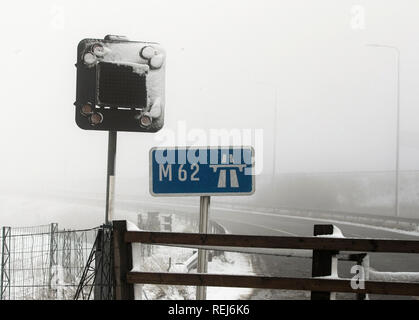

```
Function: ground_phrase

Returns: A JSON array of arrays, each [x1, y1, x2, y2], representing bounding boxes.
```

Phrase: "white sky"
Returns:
[[0, 0, 419, 195]]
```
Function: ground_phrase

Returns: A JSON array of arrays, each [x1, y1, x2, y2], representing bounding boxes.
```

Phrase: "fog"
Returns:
[[1, 0, 419, 227]]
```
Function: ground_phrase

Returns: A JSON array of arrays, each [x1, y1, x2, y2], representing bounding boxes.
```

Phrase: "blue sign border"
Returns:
[[149, 146, 255, 197]]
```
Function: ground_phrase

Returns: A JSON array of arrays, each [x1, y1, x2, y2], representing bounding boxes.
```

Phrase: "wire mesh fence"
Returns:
[[1, 223, 99, 300]]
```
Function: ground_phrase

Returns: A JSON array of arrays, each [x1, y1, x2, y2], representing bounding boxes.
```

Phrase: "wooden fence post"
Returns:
[[113, 220, 134, 300], [354, 253, 369, 300], [311, 224, 338, 300]]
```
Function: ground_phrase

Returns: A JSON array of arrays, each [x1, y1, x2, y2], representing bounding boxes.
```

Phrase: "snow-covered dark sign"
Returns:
[[74, 35, 165, 132], [150, 147, 255, 196]]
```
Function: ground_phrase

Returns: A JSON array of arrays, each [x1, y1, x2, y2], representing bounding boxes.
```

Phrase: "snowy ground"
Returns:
[[128, 216, 254, 300], [139, 248, 254, 300], [207, 252, 254, 300]]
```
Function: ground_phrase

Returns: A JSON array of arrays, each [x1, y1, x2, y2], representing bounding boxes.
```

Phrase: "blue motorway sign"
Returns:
[[150, 146, 255, 196]]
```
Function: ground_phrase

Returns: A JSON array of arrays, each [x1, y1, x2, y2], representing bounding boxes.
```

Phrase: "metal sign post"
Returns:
[[196, 196, 210, 300], [105, 131, 117, 225], [150, 146, 255, 300], [74, 36, 166, 300]]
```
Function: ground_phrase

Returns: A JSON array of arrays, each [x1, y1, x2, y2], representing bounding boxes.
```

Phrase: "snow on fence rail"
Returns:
[[1, 224, 99, 300]]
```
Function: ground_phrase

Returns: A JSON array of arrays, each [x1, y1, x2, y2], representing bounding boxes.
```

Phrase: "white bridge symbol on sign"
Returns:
[[209, 154, 247, 188]]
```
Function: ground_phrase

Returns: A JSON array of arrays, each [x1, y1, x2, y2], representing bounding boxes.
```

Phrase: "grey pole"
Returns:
[[196, 196, 210, 300], [255, 82, 278, 186], [273, 88, 278, 184], [105, 131, 117, 225], [366, 44, 400, 217]]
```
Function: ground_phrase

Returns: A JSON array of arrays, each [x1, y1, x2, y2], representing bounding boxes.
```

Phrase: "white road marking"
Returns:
[[217, 217, 299, 237], [344, 232, 363, 238]]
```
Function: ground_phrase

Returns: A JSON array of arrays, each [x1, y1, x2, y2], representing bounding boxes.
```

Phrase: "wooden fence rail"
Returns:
[[124, 230, 419, 253], [127, 272, 419, 296]]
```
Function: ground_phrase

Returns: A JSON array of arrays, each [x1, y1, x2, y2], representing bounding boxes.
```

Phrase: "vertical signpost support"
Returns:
[[75, 36, 166, 300], [196, 196, 210, 300], [150, 147, 255, 301], [105, 131, 117, 225]]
